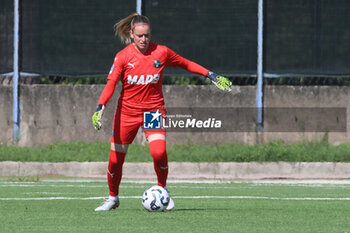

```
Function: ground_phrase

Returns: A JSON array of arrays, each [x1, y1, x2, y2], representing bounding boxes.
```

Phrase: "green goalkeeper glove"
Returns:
[[206, 72, 232, 92], [92, 104, 105, 130]]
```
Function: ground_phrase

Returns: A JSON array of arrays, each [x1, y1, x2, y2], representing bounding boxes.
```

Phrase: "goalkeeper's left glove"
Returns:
[[92, 104, 105, 130], [206, 72, 232, 92]]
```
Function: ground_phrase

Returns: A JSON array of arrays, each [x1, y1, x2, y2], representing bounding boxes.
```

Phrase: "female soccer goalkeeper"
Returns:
[[92, 13, 231, 211]]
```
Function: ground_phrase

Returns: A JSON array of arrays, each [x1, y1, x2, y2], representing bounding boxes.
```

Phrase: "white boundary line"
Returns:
[[1, 179, 350, 201], [2, 179, 350, 184], [2, 180, 350, 188], [2, 183, 350, 189], [1, 196, 350, 201]]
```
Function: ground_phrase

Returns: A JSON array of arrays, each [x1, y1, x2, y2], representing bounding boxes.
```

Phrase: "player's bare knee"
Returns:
[[110, 143, 129, 153]]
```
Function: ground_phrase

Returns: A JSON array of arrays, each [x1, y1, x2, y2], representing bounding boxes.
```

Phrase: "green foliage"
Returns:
[[0, 142, 110, 162], [1, 141, 350, 162]]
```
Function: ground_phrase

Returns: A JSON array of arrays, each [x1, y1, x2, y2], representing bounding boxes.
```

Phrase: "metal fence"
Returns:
[[2, 0, 350, 77]]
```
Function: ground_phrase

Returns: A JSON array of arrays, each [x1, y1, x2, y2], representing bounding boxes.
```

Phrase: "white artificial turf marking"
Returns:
[[1, 179, 350, 201], [2, 179, 350, 184], [21, 192, 84, 195], [1, 196, 350, 201], [3, 183, 350, 189], [2, 179, 350, 189]]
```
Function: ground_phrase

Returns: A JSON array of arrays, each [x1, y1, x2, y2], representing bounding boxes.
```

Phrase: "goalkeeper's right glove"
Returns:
[[92, 104, 105, 130], [206, 72, 232, 92]]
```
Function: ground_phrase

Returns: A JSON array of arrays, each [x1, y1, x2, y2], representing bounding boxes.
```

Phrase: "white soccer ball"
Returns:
[[142, 185, 170, 212]]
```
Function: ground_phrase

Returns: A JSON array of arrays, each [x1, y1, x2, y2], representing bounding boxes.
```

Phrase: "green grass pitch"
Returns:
[[1, 178, 350, 233]]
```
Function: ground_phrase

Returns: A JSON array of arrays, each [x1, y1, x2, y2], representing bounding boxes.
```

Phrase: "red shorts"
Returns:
[[110, 108, 166, 144]]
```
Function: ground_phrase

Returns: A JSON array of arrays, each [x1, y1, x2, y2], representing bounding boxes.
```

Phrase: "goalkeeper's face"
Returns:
[[130, 24, 151, 54]]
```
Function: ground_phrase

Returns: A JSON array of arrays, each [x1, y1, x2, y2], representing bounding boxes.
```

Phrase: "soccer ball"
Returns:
[[142, 185, 170, 212]]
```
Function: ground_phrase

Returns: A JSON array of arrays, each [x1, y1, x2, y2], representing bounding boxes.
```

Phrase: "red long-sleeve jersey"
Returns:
[[98, 42, 209, 112]]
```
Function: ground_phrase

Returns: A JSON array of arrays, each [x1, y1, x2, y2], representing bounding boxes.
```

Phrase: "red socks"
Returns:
[[107, 150, 126, 197], [149, 139, 168, 187], [107, 140, 168, 196]]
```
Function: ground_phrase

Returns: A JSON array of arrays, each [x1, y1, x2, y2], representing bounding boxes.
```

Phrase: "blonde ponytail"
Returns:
[[114, 13, 150, 44]]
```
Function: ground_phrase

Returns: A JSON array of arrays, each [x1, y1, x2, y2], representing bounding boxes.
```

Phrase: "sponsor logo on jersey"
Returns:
[[143, 110, 162, 129], [153, 60, 161, 68], [127, 74, 160, 84]]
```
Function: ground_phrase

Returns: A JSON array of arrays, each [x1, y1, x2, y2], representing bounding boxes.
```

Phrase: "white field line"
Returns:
[[0, 184, 256, 189], [1, 180, 350, 201], [4, 179, 350, 184], [40, 179, 350, 185], [2, 182, 350, 189], [2, 179, 350, 185], [21, 192, 83, 195], [2, 184, 350, 190], [1, 196, 350, 201], [10, 184, 350, 189]]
